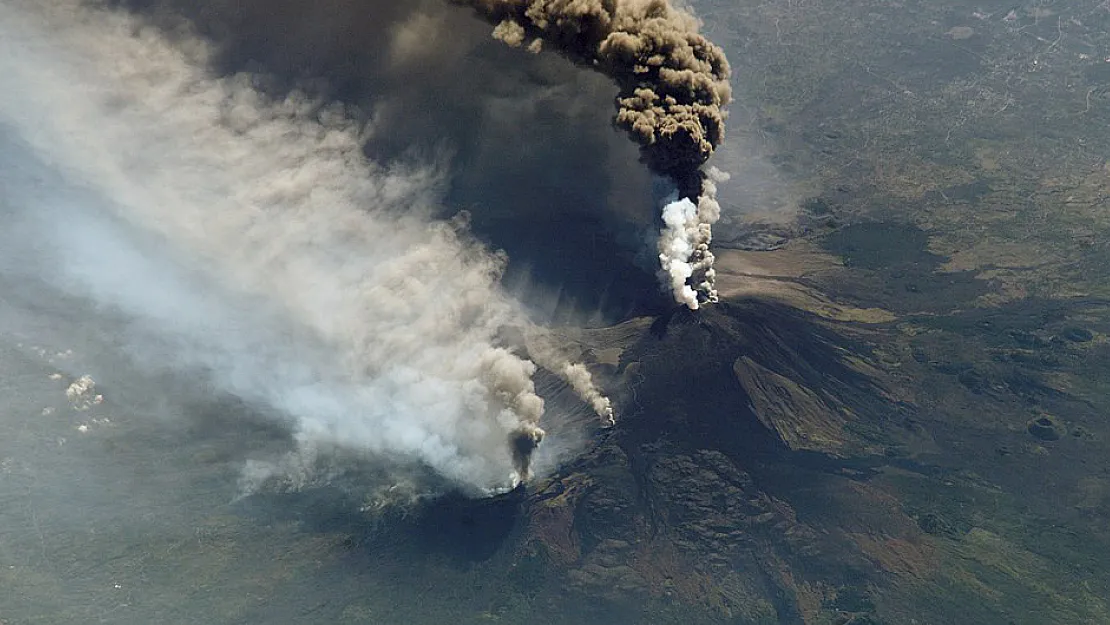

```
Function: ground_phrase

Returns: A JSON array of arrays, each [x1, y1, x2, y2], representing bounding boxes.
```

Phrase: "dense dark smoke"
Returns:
[[450, 0, 732, 200], [451, 0, 732, 307]]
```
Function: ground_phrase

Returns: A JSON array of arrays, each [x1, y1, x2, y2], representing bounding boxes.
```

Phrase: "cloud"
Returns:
[[450, 0, 733, 307], [0, 0, 577, 493]]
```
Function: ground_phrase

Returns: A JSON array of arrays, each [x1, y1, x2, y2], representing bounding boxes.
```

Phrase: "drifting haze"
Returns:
[[0, 0, 589, 492], [109, 0, 670, 322]]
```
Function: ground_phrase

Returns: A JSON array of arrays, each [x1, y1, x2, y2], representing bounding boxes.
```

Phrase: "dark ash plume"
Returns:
[[450, 0, 732, 307], [449, 0, 732, 198]]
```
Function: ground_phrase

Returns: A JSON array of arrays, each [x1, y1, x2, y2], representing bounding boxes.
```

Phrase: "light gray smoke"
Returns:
[[0, 0, 570, 493]]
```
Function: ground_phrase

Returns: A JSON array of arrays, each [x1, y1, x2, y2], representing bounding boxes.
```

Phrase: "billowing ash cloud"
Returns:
[[450, 0, 733, 308], [0, 0, 623, 493]]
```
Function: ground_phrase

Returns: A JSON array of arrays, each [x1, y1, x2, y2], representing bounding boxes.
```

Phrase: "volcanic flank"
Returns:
[[451, 0, 733, 308]]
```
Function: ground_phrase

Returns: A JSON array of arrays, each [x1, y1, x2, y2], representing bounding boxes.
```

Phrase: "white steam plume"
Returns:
[[658, 167, 730, 309], [0, 0, 550, 493], [557, 363, 614, 427]]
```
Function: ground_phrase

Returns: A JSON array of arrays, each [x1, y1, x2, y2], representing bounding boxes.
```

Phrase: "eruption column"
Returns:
[[451, 0, 732, 308]]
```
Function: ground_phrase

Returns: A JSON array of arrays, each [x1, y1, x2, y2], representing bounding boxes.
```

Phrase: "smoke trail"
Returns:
[[451, 0, 732, 307], [0, 0, 557, 492]]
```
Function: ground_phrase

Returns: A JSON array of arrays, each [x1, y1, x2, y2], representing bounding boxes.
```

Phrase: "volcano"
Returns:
[[324, 294, 936, 624]]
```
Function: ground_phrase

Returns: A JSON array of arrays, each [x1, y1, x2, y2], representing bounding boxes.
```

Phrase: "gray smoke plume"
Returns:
[[450, 0, 733, 308], [0, 0, 568, 493]]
